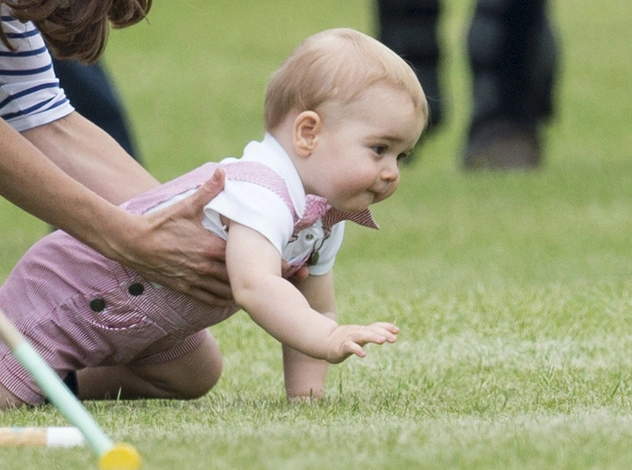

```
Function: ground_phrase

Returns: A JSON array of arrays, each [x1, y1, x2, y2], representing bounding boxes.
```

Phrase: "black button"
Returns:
[[308, 251, 319, 266], [128, 283, 145, 296], [89, 298, 106, 312]]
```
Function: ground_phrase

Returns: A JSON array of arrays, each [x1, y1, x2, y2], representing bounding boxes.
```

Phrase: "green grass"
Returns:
[[2, 0, 632, 468]]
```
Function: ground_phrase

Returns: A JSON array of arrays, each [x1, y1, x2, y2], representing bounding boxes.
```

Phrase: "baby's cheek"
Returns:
[[386, 179, 400, 199]]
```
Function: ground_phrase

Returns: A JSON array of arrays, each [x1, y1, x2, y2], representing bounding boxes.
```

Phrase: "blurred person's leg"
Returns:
[[376, 0, 443, 135], [464, 0, 558, 170], [52, 58, 141, 162]]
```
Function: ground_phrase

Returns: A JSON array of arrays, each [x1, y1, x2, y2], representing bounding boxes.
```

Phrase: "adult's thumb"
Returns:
[[191, 167, 226, 207]]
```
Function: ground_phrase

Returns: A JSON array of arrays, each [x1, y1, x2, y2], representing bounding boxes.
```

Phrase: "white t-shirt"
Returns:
[[150, 134, 348, 276], [0, 6, 74, 131]]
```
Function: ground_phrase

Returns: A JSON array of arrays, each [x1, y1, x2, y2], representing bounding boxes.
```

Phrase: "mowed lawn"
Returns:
[[2, 1, 632, 469]]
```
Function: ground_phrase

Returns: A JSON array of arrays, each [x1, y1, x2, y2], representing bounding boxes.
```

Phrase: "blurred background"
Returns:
[[2, 4, 632, 468], [1, 0, 631, 294]]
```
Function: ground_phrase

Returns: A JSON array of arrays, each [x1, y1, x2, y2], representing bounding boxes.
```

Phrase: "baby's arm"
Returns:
[[225, 221, 399, 364], [282, 272, 336, 401]]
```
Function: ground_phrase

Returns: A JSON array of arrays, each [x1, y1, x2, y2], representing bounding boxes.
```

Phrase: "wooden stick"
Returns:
[[0, 307, 142, 468], [0, 307, 22, 349], [0, 427, 85, 447]]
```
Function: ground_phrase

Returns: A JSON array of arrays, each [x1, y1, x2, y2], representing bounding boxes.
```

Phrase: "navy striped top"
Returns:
[[1, 6, 74, 131]]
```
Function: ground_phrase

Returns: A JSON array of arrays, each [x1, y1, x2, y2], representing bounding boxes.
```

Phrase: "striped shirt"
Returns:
[[0, 6, 73, 131]]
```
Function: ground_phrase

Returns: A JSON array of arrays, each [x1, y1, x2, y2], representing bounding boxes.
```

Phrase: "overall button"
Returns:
[[128, 283, 145, 296], [89, 298, 106, 312], [308, 251, 320, 266]]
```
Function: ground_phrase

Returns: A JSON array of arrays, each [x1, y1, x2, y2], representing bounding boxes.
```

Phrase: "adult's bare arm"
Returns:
[[21, 112, 159, 204], [0, 116, 232, 305]]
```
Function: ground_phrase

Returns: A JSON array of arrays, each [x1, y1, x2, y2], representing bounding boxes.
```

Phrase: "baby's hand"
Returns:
[[324, 322, 399, 364]]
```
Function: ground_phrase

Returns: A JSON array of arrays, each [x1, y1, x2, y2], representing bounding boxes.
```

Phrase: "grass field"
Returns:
[[2, 1, 632, 468]]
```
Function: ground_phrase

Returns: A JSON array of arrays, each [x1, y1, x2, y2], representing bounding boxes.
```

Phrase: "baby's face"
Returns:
[[307, 84, 425, 213]]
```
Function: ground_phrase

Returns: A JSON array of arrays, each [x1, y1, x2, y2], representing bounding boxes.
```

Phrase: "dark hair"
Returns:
[[0, 0, 151, 64]]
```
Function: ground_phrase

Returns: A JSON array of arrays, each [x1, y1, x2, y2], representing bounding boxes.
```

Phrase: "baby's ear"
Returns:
[[293, 111, 321, 157]]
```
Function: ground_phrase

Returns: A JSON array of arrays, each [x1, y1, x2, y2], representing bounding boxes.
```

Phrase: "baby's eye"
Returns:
[[372, 145, 387, 156]]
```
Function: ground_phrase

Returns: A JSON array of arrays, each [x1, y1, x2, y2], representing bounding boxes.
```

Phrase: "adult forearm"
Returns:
[[21, 112, 159, 204], [0, 118, 138, 255], [1, 118, 232, 304]]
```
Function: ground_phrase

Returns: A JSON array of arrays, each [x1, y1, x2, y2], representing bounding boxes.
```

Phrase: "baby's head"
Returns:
[[264, 28, 427, 133], [265, 28, 428, 213]]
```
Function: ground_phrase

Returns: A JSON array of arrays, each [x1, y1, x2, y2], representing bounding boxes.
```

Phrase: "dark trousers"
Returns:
[[376, 0, 558, 137]]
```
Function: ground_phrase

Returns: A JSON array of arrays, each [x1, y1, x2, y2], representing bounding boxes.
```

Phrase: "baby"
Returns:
[[0, 28, 427, 408]]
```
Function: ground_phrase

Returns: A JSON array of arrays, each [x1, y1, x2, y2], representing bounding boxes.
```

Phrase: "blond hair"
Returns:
[[264, 28, 427, 131]]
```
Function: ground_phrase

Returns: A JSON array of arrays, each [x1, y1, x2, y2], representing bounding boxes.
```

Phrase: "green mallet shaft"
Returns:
[[0, 308, 113, 455]]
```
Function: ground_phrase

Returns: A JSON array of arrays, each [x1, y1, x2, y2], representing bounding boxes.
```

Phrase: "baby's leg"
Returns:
[[76, 330, 223, 401]]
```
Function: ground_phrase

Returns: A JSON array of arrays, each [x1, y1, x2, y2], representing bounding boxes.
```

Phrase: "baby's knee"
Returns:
[[130, 332, 224, 400], [180, 353, 223, 399], [170, 334, 223, 400]]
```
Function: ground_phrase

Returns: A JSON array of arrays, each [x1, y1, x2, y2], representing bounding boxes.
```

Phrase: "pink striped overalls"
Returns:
[[0, 161, 376, 404]]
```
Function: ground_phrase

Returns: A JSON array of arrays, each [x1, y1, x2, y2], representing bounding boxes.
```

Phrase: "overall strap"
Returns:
[[120, 162, 222, 214], [120, 160, 379, 235], [120, 161, 297, 217]]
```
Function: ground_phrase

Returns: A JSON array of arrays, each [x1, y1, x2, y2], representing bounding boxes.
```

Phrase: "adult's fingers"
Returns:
[[187, 168, 226, 215], [125, 167, 233, 305], [157, 168, 226, 226], [291, 265, 309, 281], [178, 283, 235, 307]]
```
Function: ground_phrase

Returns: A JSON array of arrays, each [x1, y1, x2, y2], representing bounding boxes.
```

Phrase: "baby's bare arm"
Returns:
[[226, 222, 398, 363], [283, 274, 336, 400]]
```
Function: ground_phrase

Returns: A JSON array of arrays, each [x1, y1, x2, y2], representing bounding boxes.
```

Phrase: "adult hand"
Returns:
[[115, 168, 233, 306], [113, 166, 309, 306], [288, 265, 310, 281]]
